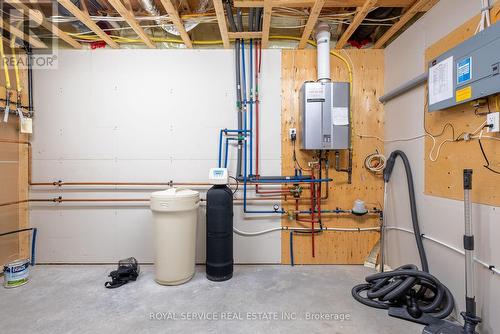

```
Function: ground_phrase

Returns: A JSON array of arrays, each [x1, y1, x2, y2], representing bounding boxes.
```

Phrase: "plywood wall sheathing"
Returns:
[[0, 49, 30, 265], [424, 4, 500, 206], [281, 49, 385, 264]]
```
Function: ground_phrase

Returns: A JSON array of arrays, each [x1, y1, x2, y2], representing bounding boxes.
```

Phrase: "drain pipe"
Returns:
[[379, 72, 428, 104], [225, 1, 243, 178], [316, 22, 331, 83]]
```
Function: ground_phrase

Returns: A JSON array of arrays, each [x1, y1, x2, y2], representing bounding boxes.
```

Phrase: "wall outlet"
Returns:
[[487, 112, 500, 133], [289, 128, 297, 140]]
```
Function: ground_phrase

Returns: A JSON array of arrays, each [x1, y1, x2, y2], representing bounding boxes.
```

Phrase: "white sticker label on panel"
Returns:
[[332, 107, 349, 126], [429, 56, 454, 105], [306, 83, 326, 101]]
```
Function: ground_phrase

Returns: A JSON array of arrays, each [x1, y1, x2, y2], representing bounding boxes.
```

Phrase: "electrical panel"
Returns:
[[300, 81, 350, 150], [428, 21, 500, 112]]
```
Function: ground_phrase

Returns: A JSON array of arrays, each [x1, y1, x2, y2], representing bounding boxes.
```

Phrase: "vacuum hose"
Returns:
[[352, 150, 454, 323]]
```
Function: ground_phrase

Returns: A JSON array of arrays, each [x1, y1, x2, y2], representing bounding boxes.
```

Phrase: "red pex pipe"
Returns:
[[310, 175, 315, 258]]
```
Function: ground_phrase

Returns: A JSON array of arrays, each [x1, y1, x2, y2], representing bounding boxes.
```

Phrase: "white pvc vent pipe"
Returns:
[[315, 22, 331, 82]]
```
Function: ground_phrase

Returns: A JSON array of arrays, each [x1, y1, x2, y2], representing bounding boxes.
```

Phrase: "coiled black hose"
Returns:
[[352, 150, 454, 322]]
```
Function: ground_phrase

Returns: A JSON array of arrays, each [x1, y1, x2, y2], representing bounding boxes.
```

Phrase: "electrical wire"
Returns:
[[364, 150, 386, 173], [478, 137, 500, 174]]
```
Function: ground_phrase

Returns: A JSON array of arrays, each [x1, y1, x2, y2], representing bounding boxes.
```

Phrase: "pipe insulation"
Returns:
[[315, 22, 331, 82], [378, 72, 428, 104], [138, 0, 199, 35]]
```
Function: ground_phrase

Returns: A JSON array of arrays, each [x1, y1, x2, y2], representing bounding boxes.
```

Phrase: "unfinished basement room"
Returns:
[[0, 0, 499, 333]]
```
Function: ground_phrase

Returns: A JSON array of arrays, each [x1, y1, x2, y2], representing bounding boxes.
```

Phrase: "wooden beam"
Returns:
[[158, 0, 193, 48], [228, 32, 263, 39], [298, 0, 326, 49], [2, 36, 21, 49], [373, 0, 438, 48], [0, 16, 46, 48], [234, 0, 420, 8], [107, 0, 156, 48], [261, 0, 272, 48], [213, 0, 230, 48], [5, 0, 82, 49], [336, 0, 377, 49], [57, 0, 119, 48]]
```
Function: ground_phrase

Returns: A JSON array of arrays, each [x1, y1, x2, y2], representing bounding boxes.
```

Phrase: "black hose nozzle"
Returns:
[[383, 152, 397, 183], [463, 169, 472, 190]]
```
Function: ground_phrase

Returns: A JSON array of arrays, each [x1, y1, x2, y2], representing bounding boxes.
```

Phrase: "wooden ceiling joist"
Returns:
[[5, 0, 82, 49], [373, 0, 438, 48], [107, 0, 156, 48], [335, 0, 377, 49], [57, 0, 119, 48], [213, 0, 230, 48], [261, 0, 272, 48], [159, 0, 193, 48], [234, 0, 423, 8], [298, 0, 326, 49], [228, 32, 263, 39], [0, 16, 47, 49]]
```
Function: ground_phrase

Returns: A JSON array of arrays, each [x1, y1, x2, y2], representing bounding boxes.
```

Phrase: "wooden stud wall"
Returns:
[[280, 49, 384, 264], [424, 5, 500, 206], [0, 48, 30, 265]]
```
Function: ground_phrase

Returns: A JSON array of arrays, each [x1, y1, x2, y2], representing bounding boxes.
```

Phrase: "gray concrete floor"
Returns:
[[0, 265, 424, 334]]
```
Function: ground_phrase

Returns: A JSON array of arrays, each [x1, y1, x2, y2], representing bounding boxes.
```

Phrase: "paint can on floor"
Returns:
[[3, 259, 30, 288]]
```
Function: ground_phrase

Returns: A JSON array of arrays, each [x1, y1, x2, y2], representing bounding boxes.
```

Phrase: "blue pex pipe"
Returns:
[[218, 129, 251, 168], [224, 138, 239, 168]]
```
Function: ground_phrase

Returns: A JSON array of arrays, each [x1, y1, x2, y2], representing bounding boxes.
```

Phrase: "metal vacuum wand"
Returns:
[[461, 169, 481, 333], [422, 169, 481, 334]]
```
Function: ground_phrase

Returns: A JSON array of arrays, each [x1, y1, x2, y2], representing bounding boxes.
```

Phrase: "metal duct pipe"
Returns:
[[315, 22, 331, 82], [379, 72, 428, 103], [138, 0, 198, 36]]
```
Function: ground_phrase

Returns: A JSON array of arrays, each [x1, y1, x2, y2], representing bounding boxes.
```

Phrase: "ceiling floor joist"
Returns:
[[0, 16, 47, 49], [213, 0, 230, 48], [5, 0, 82, 49], [261, 0, 272, 48], [107, 0, 156, 48], [159, 0, 193, 48], [298, 0, 326, 49], [374, 0, 439, 48], [57, 0, 119, 48], [234, 0, 424, 9], [336, 0, 377, 49]]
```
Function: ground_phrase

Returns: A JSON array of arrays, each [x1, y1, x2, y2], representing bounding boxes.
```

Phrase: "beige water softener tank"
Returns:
[[150, 188, 200, 285]]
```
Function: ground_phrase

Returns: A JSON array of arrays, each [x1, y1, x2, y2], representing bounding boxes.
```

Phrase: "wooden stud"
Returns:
[[0, 16, 46, 49], [108, 0, 156, 48], [158, 0, 193, 48], [374, 0, 438, 48], [298, 0, 326, 49], [5, 0, 82, 49], [336, 0, 377, 49], [213, 0, 230, 48], [261, 0, 272, 48], [57, 0, 119, 48]]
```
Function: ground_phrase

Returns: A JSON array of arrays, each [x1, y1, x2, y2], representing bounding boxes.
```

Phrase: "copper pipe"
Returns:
[[29, 181, 314, 187], [0, 199, 29, 208]]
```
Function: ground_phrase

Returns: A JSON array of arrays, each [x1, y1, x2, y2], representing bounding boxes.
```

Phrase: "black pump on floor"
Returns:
[[105, 257, 140, 289]]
